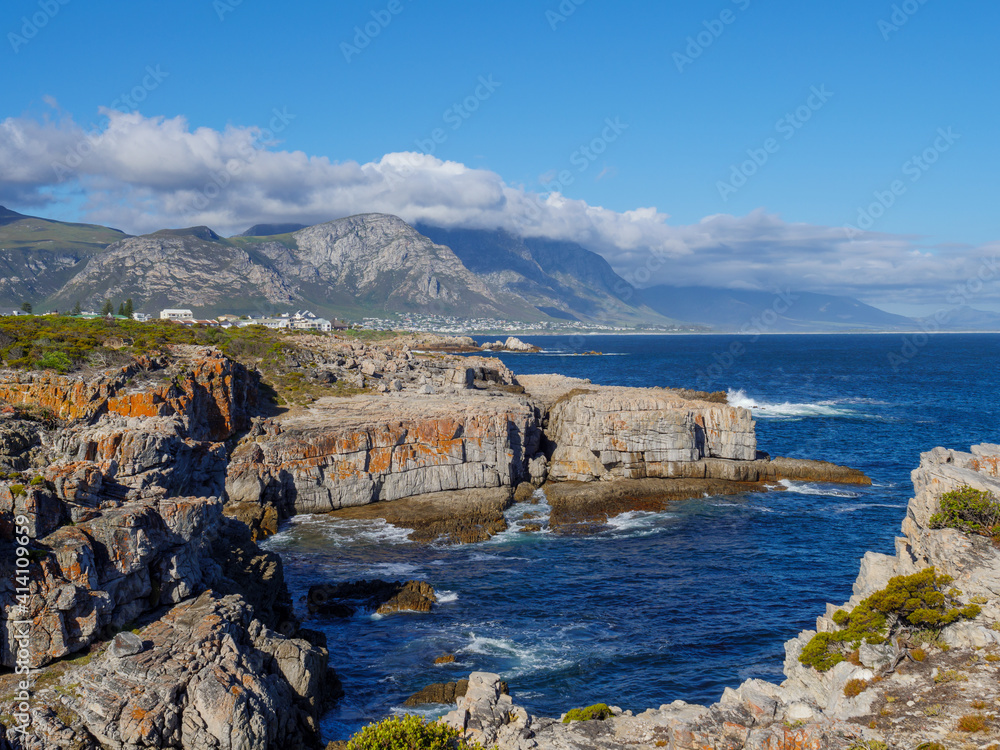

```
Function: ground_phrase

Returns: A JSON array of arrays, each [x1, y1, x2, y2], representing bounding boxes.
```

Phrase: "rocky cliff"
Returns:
[[440, 444, 1000, 750], [224, 357, 865, 541], [0, 346, 335, 749]]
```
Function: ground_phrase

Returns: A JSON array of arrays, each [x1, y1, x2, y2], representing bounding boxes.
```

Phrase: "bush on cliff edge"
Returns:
[[799, 567, 981, 672], [929, 485, 1000, 540], [346, 715, 484, 750]]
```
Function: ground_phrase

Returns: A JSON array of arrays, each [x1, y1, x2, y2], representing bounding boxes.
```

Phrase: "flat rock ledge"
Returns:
[[323, 487, 515, 543]]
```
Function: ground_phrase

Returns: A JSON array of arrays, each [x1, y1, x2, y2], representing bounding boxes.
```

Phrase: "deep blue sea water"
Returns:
[[262, 333, 1000, 742]]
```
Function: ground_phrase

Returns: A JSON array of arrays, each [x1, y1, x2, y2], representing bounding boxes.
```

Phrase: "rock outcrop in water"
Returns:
[[441, 443, 1000, 750]]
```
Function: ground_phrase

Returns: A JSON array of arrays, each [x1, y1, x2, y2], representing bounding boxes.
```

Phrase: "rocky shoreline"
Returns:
[[0, 331, 944, 750], [435, 443, 1000, 750]]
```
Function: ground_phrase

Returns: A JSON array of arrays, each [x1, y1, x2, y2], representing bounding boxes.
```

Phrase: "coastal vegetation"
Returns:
[[562, 703, 614, 723], [345, 715, 485, 750], [0, 315, 302, 372], [929, 485, 1000, 541], [842, 678, 869, 698], [799, 567, 981, 672], [0, 316, 366, 406]]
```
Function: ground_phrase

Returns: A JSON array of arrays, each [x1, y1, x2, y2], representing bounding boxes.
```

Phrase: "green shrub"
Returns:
[[799, 568, 979, 672], [36, 350, 72, 373], [562, 703, 614, 723], [29, 475, 44, 486], [9, 484, 25, 497], [346, 715, 484, 750], [798, 631, 845, 672], [930, 486, 1000, 536]]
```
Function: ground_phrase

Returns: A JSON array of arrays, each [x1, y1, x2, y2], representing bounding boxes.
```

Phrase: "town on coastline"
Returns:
[[1, 305, 694, 337]]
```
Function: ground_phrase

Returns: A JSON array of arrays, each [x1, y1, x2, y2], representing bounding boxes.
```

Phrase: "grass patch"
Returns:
[[957, 714, 989, 732], [933, 669, 967, 684], [563, 703, 614, 723], [843, 678, 869, 698]]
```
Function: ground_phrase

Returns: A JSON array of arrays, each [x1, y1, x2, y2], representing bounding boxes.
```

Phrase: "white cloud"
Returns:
[[1, 108, 997, 307]]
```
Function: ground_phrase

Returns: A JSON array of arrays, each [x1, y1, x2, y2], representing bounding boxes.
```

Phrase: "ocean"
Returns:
[[261, 332, 1000, 741]]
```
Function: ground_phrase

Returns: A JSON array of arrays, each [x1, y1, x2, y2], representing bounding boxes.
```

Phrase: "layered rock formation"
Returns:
[[225, 392, 542, 524], [225, 365, 867, 541]]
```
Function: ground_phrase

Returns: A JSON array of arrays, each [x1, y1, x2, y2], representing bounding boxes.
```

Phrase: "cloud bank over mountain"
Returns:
[[2, 107, 997, 309]]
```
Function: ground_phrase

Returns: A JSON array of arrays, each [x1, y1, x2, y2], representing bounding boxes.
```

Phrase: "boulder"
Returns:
[[308, 579, 437, 616], [405, 679, 469, 706]]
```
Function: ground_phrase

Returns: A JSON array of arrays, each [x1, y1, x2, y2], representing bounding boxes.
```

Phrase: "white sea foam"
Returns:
[[458, 634, 572, 678], [436, 590, 460, 603], [263, 515, 414, 548], [364, 562, 419, 577], [833, 502, 907, 514], [726, 389, 865, 419], [601, 510, 673, 538], [389, 705, 448, 721], [778, 479, 861, 498]]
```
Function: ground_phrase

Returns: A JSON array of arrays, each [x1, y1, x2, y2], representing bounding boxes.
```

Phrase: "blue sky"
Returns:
[[3, 0, 999, 312]]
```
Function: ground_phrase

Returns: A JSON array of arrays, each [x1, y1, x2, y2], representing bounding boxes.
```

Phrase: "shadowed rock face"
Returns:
[[308, 579, 437, 617], [405, 679, 470, 707]]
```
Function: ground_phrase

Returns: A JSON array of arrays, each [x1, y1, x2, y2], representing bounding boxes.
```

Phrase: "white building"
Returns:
[[160, 309, 194, 320], [258, 318, 292, 329], [291, 317, 333, 332], [133, 313, 152, 322]]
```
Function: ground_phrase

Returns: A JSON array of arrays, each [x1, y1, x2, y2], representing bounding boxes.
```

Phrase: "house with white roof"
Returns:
[[160, 309, 194, 320]]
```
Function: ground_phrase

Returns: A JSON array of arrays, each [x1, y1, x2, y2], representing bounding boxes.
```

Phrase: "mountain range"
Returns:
[[3, 205, 1000, 332]]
